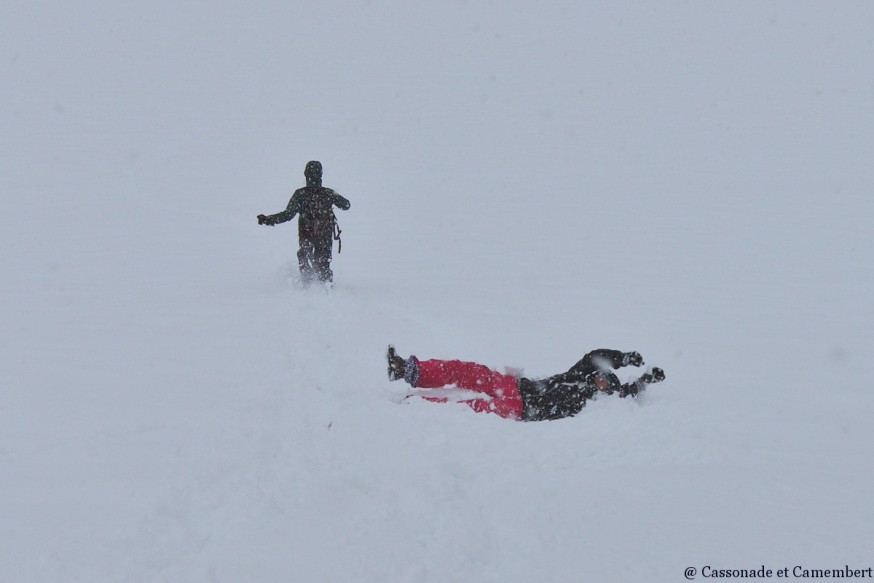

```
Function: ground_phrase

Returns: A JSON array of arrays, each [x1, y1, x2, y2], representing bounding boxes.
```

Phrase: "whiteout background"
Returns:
[[2, 2, 873, 581]]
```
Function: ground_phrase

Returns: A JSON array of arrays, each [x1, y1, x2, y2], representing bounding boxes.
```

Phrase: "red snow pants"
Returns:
[[414, 358, 523, 420]]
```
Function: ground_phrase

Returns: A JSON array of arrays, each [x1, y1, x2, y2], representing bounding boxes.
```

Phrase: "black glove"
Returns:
[[618, 383, 638, 398], [651, 367, 665, 382], [257, 214, 273, 226], [622, 351, 644, 367]]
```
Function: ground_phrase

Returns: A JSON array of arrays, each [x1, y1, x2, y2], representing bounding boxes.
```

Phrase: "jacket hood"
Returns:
[[305, 160, 323, 187]]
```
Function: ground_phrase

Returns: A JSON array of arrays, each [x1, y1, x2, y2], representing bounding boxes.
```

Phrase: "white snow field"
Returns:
[[2, 2, 873, 582]]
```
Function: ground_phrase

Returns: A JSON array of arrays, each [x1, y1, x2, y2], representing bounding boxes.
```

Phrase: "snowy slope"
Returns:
[[2, 2, 873, 582]]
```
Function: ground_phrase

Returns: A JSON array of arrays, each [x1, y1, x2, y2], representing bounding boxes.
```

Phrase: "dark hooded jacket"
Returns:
[[516, 349, 626, 421], [262, 161, 350, 242]]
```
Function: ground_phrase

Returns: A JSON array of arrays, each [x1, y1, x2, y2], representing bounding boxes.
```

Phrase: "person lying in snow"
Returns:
[[386, 346, 665, 421]]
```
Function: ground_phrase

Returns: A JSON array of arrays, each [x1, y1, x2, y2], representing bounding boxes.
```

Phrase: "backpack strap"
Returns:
[[332, 212, 342, 253]]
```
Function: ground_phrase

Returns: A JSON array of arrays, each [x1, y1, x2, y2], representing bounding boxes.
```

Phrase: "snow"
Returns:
[[2, 2, 873, 581]]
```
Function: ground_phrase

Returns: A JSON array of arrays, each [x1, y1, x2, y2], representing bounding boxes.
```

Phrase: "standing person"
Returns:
[[387, 346, 666, 421], [258, 161, 351, 284]]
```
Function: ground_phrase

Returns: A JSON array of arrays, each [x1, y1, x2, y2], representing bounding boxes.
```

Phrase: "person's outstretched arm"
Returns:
[[330, 190, 350, 211], [567, 349, 643, 375], [258, 192, 302, 226]]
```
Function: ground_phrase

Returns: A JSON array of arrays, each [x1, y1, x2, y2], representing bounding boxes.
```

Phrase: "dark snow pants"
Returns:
[[297, 235, 333, 283]]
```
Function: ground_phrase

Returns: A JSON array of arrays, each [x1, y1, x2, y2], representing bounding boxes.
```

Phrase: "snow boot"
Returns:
[[387, 345, 406, 381]]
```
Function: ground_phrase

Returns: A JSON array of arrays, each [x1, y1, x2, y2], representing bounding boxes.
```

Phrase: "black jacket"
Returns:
[[517, 349, 627, 422], [264, 186, 350, 242]]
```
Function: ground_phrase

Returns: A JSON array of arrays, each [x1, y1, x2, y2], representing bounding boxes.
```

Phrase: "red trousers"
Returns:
[[414, 358, 523, 420]]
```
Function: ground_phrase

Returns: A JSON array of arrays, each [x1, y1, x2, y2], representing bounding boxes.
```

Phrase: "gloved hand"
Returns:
[[257, 214, 274, 226], [618, 383, 638, 398], [622, 351, 644, 367], [651, 367, 665, 382]]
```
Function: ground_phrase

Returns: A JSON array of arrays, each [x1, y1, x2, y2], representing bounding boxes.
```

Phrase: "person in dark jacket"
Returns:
[[386, 345, 665, 421], [258, 161, 351, 284]]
